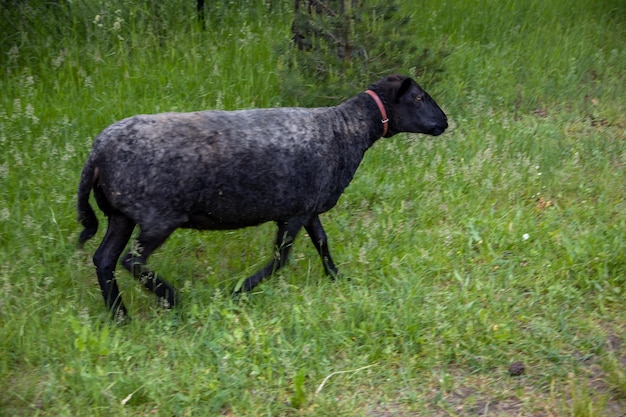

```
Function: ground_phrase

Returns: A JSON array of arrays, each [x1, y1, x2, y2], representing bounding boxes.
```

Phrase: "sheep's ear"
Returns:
[[395, 77, 413, 100]]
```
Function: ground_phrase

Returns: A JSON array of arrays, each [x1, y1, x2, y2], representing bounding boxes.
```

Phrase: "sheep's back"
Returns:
[[90, 104, 371, 228]]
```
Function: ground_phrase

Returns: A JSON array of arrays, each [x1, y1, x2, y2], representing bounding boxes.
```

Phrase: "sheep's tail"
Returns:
[[77, 154, 99, 247]]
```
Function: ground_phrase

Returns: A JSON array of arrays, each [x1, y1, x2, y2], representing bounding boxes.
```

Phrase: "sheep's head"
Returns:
[[369, 75, 448, 138]]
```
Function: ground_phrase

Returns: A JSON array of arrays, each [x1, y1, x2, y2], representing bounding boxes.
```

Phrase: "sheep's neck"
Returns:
[[364, 90, 389, 137]]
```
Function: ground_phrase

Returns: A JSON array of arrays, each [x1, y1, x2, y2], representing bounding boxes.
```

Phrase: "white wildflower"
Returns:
[[25, 103, 39, 124], [52, 49, 66, 68], [8, 45, 19, 60], [113, 17, 123, 31]]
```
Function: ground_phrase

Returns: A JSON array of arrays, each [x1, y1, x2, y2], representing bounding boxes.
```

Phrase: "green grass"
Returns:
[[1, 0, 625, 415]]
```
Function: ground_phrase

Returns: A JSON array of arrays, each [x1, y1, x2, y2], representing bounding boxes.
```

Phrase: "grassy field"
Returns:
[[1, 0, 625, 415]]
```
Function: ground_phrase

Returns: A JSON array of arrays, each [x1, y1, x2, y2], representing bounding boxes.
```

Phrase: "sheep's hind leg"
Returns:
[[305, 215, 338, 278], [93, 213, 135, 320], [121, 230, 178, 309], [234, 217, 305, 294]]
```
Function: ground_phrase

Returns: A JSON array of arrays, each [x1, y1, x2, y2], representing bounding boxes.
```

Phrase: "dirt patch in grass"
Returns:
[[360, 330, 626, 417], [429, 331, 626, 417]]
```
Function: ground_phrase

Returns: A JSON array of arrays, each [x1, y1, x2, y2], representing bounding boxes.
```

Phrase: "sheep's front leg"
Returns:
[[234, 217, 305, 294], [305, 215, 338, 278]]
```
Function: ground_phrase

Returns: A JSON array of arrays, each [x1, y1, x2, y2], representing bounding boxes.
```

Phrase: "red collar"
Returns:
[[364, 89, 389, 137]]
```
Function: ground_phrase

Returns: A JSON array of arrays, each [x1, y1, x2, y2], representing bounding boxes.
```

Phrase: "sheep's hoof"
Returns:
[[111, 308, 130, 325], [155, 287, 178, 310], [158, 296, 174, 309], [231, 282, 255, 300], [231, 277, 254, 297], [231, 286, 245, 299], [327, 268, 341, 281]]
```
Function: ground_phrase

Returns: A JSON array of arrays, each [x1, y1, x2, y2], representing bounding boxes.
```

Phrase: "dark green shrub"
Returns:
[[281, 0, 446, 106]]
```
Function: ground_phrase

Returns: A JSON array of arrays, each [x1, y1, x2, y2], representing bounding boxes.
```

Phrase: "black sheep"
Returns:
[[77, 75, 448, 319]]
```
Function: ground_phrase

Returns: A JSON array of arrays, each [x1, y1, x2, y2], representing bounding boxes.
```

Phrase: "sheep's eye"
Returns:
[[415, 95, 422, 102]]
